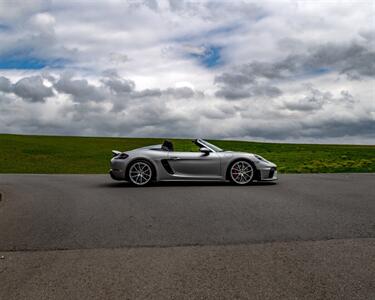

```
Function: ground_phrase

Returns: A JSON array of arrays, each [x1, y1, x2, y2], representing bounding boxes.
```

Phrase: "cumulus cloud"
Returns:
[[281, 86, 331, 112], [214, 66, 283, 100], [279, 86, 359, 114], [55, 73, 106, 102], [102, 76, 135, 95], [214, 40, 374, 100], [1, 72, 373, 143], [13, 76, 54, 102], [165, 87, 195, 99], [0, 0, 374, 144], [0, 76, 12, 93]]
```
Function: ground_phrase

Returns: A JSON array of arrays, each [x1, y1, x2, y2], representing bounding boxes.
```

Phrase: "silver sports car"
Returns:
[[109, 139, 277, 186]]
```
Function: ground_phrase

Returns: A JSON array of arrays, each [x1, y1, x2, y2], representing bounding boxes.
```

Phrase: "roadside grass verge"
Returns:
[[0, 134, 374, 174]]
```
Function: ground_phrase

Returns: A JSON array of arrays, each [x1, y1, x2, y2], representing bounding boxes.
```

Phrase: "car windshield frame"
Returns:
[[198, 139, 223, 152]]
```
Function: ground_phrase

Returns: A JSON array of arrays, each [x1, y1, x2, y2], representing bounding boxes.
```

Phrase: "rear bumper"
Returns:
[[258, 167, 278, 181], [109, 169, 124, 181]]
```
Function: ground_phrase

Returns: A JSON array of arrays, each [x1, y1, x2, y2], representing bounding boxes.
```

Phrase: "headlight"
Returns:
[[254, 154, 267, 162]]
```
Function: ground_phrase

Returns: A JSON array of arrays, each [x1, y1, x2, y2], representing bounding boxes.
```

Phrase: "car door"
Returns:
[[167, 151, 221, 178]]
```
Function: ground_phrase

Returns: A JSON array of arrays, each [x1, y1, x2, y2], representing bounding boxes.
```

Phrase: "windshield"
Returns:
[[201, 140, 223, 152]]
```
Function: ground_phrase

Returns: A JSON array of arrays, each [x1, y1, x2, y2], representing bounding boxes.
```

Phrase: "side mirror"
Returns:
[[200, 147, 210, 155]]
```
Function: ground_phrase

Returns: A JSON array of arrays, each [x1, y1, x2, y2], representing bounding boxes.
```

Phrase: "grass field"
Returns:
[[0, 134, 374, 174]]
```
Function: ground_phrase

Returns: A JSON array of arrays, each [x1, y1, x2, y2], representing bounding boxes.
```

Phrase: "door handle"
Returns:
[[170, 157, 181, 160]]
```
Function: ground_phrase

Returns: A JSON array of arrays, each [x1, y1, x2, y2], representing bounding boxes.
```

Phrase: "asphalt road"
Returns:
[[1, 173, 375, 299], [1, 173, 375, 250]]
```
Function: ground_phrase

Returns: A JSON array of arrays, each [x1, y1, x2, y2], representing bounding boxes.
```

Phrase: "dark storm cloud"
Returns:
[[13, 75, 54, 102]]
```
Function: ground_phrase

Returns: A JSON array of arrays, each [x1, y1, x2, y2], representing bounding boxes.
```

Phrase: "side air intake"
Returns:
[[161, 159, 174, 174]]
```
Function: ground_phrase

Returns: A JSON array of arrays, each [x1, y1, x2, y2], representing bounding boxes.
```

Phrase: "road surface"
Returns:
[[0, 174, 374, 299]]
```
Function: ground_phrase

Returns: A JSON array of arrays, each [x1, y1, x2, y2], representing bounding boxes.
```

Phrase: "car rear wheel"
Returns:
[[128, 160, 153, 186], [229, 160, 254, 185]]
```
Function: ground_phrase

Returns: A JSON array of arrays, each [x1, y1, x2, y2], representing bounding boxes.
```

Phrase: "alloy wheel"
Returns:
[[230, 161, 254, 185], [129, 161, 152, 186]]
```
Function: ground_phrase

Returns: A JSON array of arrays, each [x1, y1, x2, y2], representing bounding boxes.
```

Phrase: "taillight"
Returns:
[[116, 153, 129, 159]]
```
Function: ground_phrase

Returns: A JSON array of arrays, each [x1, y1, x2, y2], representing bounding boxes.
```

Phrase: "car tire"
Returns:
[[127, 160, 153, 186], [228, 160, 255, 185]]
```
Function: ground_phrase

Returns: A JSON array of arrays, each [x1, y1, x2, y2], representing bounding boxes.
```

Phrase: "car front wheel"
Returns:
[[229, 160, 254, 185]]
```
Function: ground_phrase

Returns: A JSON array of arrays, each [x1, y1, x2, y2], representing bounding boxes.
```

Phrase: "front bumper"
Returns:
[[258, 167, 278, 181]]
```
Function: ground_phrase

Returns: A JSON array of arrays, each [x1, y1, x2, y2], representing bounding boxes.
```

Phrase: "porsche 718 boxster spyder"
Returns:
[[109, 139, 277, 186]]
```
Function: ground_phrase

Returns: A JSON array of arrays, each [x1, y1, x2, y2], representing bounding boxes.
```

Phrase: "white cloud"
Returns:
[[0, 0, 374, 144]]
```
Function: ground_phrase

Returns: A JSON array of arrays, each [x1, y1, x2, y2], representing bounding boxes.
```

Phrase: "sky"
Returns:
[[0, 0, 374, 144]]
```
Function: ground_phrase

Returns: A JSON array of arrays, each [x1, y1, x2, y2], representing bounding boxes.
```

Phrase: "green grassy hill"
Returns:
[[0, 134, 374, 174]]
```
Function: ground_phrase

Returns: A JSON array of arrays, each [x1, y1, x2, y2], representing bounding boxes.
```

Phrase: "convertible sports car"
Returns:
[[109, 139, 277, 186]]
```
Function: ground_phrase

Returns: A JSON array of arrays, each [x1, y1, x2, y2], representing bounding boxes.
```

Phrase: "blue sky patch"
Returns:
[[0, 55, 68, 70], [0, 24, 11, 31], [313, 67, 331, 75], [190, 45, 223, 68]]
